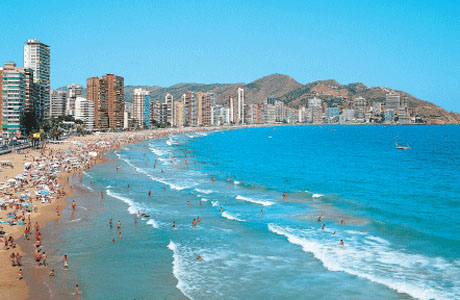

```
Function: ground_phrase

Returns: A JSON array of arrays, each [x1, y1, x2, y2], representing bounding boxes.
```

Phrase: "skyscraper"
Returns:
[[237, 87, 245, 124], [385, 93, 400, 112], [24, 39, 50, 121], [87, 74, 124, 130], [1, 63, 26, 133], [50, 90, 67, 118], [133, 88, 151, 128], [66, 83, 83, 116], [75, 97, 94, 131], [165, 93, 174, 125]]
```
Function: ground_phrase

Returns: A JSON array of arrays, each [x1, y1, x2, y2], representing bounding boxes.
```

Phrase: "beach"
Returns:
[[0, 125, 263, 300]]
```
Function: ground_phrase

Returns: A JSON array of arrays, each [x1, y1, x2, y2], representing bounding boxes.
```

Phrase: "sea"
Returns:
[[41, 125, 460, 300]]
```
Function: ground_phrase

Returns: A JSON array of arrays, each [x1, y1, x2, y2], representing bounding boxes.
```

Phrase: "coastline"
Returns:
[[0, 124, 267, 300]]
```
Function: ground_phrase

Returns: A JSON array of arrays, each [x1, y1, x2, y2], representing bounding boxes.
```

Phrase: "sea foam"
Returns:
[[236, 195, 274, 207], [268, 223, 459, 300]]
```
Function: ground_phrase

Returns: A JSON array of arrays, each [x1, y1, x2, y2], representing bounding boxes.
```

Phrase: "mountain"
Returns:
[[57, 74, 459, 124]]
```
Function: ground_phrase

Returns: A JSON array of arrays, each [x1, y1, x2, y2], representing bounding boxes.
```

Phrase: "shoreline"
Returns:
[[0, 124, 266, 300]]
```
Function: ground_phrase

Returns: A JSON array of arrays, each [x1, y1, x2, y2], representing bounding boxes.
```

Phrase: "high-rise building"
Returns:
[[1, 63, 26, 133], [16, 67, 35, 115], [398, 97, 409, 118], [307, 97, 322, 123], [74, 97, 94, 131], [340, 109, 355, 123], [385, 93, 400, 112], [87, 74, 124, 130], [237, 87, 245, 124], [133, 88, 151, 128], [66, 83, 83, 116], [197, 92, 212, 126], [50, 90, 67, 118], [182, 92, 197, 126], [164, 93, 174, 125], [173, 100, 184, 127], [353, 97, 366, 119], [24, 39, 50, 121], [228, 96, 235, 124]]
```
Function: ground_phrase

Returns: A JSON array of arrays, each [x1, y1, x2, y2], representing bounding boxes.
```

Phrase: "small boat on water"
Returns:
[[268, 136, 272, 139], [395, 142, 411, 150]]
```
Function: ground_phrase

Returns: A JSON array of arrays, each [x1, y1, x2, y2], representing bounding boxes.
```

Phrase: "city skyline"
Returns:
[[0, 1, 458, 112]]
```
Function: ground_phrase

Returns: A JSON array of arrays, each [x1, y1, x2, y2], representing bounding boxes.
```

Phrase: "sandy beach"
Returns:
[[0, 125, 263, 300]]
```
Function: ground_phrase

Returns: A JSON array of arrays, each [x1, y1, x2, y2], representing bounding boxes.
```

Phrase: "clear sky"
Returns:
[[0, 0, 459, 111]]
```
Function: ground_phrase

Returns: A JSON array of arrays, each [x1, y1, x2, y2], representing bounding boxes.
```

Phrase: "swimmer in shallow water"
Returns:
[[186, 201, 190, 206], [317, 216, 322, 222], [260, 209, 264, 214], [196, 255, 202, 261], [341, 220, 345, 226], [197, 217, 201, 223], [220, 207, 223, 213], [321, 224, 325, 230], [192, 219, 197, 226], [172, 221, 176, 228], [340, 240, 344, 246]]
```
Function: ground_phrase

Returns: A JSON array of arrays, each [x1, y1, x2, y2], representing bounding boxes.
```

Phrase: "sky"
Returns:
[[0, 0, 459, 111]]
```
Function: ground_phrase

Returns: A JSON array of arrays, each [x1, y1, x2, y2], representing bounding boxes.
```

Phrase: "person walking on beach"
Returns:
[[18, 269, 23, 280], [63, 255, 69, 270], [41, 252, 47, 267]]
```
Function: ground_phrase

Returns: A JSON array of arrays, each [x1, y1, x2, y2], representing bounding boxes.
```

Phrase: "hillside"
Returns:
[[58, 74, 459, 124]]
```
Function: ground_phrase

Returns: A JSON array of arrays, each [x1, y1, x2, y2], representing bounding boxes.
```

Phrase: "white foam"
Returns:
[[211, 201, 219, 207], [194, 188, 214, 194], [236, 195, 274, 207], [222, 211, 245, 222], [146, 219, 159, 229], [233, 181, 241, 185], [106, 189, 138, 214], [82, 184, 94, 192], [118, 155, 191, 191], [268, 223, 459, 300], [201, 198, 208, 202], [150, 147, 166, 156], [67, 218, 81, 223], [312, 193, 323, 198], [167, 241, 195, 300]]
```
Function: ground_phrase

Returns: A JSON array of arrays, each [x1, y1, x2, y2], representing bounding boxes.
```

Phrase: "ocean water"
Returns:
[[50, 125, 460, 300]]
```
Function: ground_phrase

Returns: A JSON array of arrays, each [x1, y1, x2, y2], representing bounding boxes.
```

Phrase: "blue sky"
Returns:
[[0, 0, 459, 111]]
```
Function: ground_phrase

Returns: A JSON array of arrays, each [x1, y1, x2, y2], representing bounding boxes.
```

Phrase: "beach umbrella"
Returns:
[[38, 190, 50, 196]]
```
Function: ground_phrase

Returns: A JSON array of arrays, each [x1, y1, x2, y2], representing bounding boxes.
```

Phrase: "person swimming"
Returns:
[[211, 176, 215, 182], [109, 219, 113, 228], [341, 220, 345, 226], [260, 209, 264, 214], [148, 190, 151, 196], [172, 221, 176, 228], [219, 207, 223, 213], [340, 240, 344, 246], [317, 216, 322, 222], [192, 219, 197, 226], [197, 217, 201, 223], [196, 255, 202, 261], [321, 224, 325, 230], [186, 201, 190, 206]]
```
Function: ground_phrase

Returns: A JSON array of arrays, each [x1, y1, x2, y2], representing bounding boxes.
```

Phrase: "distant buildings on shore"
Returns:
[[0, 39, 416, 138]]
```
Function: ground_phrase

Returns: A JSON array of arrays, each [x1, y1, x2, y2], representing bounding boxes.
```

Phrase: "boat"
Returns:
[[268, 136, 272, 139], [395, 142, 411, 150]]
